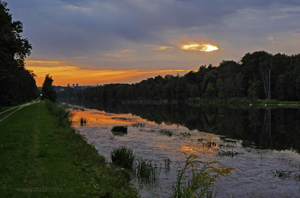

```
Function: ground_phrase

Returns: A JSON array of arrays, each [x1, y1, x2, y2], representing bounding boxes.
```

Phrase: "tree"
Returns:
[[235, 72, 244, 97], [41, 74, 57, 102], [190, 85, 200, 98], [0, 1, 37, 106], [247, 80, 260, 99], [205, 83, 216, 99]]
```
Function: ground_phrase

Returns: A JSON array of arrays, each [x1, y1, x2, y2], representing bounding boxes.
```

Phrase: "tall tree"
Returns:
[[41, 74, 57, 102], [0, 1, 37, 106]]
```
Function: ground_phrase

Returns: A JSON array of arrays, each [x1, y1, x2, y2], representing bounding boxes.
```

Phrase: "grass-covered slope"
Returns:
[[0, 101, 138, 197]]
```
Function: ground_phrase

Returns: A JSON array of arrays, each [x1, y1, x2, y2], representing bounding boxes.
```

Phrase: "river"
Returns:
[[65, 100, 300, 198]]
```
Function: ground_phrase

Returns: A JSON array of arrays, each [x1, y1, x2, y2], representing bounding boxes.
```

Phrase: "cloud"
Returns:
[[181, 44, 218, 52], [121, 49, 136, 53], [7, 0, 300, 74], [154, 46, 174, 51]]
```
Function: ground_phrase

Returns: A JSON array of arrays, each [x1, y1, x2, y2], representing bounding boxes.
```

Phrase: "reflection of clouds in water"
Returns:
[[73, 107, 300, 198]]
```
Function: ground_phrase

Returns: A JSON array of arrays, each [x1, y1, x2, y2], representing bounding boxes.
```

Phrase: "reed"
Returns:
[[80, 117, 87, 126], [135, 160, 161, 181], [111, 145, 135, 170]]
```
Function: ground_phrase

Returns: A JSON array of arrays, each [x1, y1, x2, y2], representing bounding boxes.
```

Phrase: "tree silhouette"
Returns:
[[41, 74, 57, 102], [0, 1, 37, 106]]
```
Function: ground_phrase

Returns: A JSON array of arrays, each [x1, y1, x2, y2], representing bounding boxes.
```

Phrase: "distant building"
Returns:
[[73, 84, 75, 87], [67, 84, 70, 87], [76, 83, 78, 87]]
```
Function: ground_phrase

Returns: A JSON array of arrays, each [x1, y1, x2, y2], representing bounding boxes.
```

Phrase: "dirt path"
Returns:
[[0, 100, 40, 123]]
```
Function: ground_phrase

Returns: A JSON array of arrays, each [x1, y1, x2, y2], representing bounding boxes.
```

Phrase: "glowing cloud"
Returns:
[[25, 60, 189, 86], [155, 46, 174, 51], [181, 44, 218, 52], [121, 49, 136, 53], [268, 36, 274, 41]]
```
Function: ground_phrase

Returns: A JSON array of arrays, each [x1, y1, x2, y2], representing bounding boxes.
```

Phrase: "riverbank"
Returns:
[[0, 101, 138, 197], [187, 98, 300, 108]]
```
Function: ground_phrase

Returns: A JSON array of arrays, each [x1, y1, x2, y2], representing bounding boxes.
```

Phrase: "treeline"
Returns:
[[0, 1, 38, 107], [60, 51, 300, 102]]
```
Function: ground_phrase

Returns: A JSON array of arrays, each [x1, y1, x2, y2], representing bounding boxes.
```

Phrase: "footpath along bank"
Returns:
[[0, 101, 138, 197]]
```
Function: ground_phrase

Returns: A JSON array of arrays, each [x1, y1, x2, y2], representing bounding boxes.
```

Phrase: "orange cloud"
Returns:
[[25, 60, 188, 86]]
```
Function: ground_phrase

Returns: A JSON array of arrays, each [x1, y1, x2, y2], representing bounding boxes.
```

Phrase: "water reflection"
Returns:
[[63, 100, 300, 197], [64, 100, 300, 154]]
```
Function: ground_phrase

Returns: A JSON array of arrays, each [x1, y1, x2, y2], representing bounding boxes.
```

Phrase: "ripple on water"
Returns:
[[72, 108, 300, 198]]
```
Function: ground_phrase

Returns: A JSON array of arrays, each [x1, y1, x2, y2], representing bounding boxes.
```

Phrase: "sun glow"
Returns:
[[25, 60, 190, 86], [181, 43, 218, 52]]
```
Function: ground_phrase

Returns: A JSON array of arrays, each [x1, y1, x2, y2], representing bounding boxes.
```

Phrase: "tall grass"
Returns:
[[135, 160, 161, 181], [171, 152, 236, 198], [111, 145, 135, 170]]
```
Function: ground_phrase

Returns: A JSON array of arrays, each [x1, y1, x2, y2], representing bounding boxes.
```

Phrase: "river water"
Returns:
[[67, 102, 300, 198]]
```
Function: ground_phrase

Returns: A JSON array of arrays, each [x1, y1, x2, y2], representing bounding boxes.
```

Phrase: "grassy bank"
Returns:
[[187, 98, 300, 108], [0, 101, 138, 197]]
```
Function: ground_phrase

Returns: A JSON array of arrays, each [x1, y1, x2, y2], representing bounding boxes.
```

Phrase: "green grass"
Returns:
[[187, 98, 300, 108], [0, 101, 138, 197], [0, 107, 18, 120]]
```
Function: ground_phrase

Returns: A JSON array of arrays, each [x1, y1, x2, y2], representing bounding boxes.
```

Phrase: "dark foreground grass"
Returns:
[[0, 101, 139, 198]]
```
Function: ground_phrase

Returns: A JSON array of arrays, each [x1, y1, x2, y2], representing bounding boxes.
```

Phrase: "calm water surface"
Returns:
[[67, 102, 300, 198]]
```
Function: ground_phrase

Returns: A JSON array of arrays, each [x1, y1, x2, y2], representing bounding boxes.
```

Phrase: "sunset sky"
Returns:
[[7, 0, 300, 86]]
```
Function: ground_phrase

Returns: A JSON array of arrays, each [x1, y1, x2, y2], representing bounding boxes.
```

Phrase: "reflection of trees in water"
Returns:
[[62, 98, 300, 153]]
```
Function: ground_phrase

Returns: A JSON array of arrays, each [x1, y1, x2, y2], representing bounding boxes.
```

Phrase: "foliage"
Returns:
[[0, 1, 38, 107], [111, 145, 135, 170], [41, 74, 57, 102], [45, 100, 73, 127], [60, 51, 300, 103], [171, 152, 236, 198]]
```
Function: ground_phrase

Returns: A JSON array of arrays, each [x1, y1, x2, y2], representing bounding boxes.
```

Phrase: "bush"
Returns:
[[45, 100, 73, 127], [111, 146, 135, 170]]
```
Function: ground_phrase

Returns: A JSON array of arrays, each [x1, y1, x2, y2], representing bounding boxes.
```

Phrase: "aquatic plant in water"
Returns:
[[217, 150, 239, 157], [111, 126, 128, 133], [159, 129, 173, 137], [111, 145, 135, 170], [80, 117, 87, 126], [171, 152, 236, 198], [135, 160, 161, 181]]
